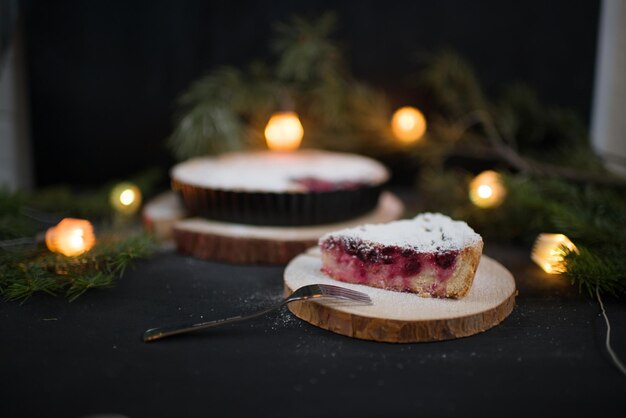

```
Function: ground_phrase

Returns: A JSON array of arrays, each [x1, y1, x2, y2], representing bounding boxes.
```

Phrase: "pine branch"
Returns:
[[1, 264, 61, 303], [167, 68, 248, 160], [66, 272, 115, 303], [167, 12, 400, 159], [415, 167, 626, 295], [417, 50, 487, 117], [272, 13, 345, 84], [417, 52, 626, 188], [447, 110, 626, 188], [0, 170, 164, 233], [564, 246, 626, 297], [0, 234, 156, 303]]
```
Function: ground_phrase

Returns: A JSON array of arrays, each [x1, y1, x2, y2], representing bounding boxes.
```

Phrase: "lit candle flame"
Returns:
[[469, 170, 506, 208], [264, 111, 304, 152], [45, 218, 96, 257], [531, 233, 578, 274], [391, 106, 427, 143]]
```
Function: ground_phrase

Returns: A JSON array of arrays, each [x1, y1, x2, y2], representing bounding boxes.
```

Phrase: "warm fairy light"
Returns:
[[45, 218, 96, 257], [477, 184, 493, 199], [119, 189, 135, 206], [469, 170, 506, 208], [110, 182, 142, 215], [531, 233, 578, 274], [391, 106, 427, 143], [264, 111, 304, 151]]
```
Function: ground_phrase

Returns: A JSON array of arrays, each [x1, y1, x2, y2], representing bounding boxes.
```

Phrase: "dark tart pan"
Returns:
[[172, 180, 386, 226]]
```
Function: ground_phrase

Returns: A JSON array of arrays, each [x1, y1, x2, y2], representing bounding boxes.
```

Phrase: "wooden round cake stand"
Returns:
[[284, 248, 517, 343], [172, 192, 404, 265], [142, 192, 187, 241]]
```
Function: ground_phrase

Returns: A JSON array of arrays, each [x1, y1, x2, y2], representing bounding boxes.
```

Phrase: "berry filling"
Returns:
[[320, 236, 459, 296], [291, 177, 365, 192]]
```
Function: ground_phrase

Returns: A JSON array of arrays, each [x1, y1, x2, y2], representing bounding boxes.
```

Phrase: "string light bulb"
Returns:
[[264, 111, 304, 151], [391, 106, 427, 143], [531, 233, 578, 274], [45, 218, 96, 257], [110, 182, 142, 215], [469, 170, 506, 208]]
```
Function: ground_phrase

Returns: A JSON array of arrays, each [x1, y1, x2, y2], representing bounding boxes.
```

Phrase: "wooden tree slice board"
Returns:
[[284, 248, 517, 343], [173, 192, 404, 265]]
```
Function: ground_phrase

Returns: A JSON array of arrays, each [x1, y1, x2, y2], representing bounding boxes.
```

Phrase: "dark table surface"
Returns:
[[1, 242, 625, 418]]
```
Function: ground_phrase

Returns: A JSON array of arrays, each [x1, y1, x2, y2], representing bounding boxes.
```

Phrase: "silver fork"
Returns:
[[143, 284, 371, 342]]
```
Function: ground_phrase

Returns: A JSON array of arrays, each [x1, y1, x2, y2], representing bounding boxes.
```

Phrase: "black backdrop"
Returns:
[[23, 0, 600, 187]]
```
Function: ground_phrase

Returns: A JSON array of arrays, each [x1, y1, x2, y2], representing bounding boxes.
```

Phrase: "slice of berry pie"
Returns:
[[319, 213, 483, 298]]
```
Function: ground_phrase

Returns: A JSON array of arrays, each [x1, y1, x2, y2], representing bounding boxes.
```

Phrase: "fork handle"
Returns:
[[143, 304, 281, 342]]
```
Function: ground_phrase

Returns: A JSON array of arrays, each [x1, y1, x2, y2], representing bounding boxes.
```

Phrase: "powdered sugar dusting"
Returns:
[[171, 150, 389, 192], [320, 213, 481, 252]]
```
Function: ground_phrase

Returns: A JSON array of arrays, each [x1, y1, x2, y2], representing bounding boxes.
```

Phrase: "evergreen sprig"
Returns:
[[167, 65, 277, 159], [0, 168, 163, 238], [417, 168, 626, 296], [167, 12, 398, 160], [0, 233, 156, 303], [0, 185, 158, 303], [564, 245, 626, 297], [413, 51, 626, 296]]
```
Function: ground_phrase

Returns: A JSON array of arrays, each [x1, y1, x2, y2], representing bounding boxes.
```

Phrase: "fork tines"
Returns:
[[317, 284, 372, 303]]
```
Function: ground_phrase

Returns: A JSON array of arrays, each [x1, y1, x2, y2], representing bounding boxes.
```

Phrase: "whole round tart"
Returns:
[[171, 150, 390, 226]]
